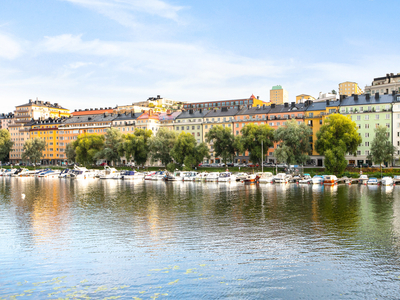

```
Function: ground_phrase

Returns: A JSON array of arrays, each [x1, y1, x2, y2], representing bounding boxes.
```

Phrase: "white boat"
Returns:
[[274, 173, 290, 184], [121, 170, 145, 180], [258, 172, 274, 183], [183, 171, 198, 181], [218, 172, 237, 182], [70, 166, 97, 179], [298, 174, 312, 184], [144, 172, 156, 180], [38, 170, 60, 178], [323, 175, 337, 185], [367, 177, 378, 185], [11, 168, 28, 177], [59, 169, 73, 178], [100, 167, 121, 179], [243, 173, 257, 183], [206, 172, 220, 182], [236, 173, 248, 181], [311, 175, 324, 185], [151, 171, 166, 181], [381, 176, 393, 186], [194, 172, 208, 181], [358, 174, 368, 185]]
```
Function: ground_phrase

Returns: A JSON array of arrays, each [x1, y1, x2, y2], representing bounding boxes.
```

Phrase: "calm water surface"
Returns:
[[1, 178, 400, 299]]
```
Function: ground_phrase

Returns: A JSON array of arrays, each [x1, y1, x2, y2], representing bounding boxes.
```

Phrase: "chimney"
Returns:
[[166, 109, 171, 115], [284, 102, 289, 108], [354, 95, 358, 101], [375, 92, 379, 99], [271, 104, 276, 108], [199, 109, 203, 113], [392, 90, 397, 96], [157, 95, 161, 99], [149, 109, 153, 116], [326, 100, 330, 105], [291, 102, 295, 107], [257, 96, 259, 99], [366, 94, 370, 101]]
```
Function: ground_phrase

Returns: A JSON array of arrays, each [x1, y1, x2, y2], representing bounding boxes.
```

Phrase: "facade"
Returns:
[[270, 85, 289, 105], [135, 110, 161, 134], [158, 111, 182, 132], [392, 93, 400, 165], [183, 95, 267, 110], [203, 107, 239, 163], [339, 93, 394, 166], [174, 109, 209, 144], [58, 113, 117, 162], [112, 112, 143, 135], [29, 118, 67, 165], [364, 73, 400, 95], [10, 99, 70, 164], [296, 94, 315, 104], [131, 95, 185, 112], [315, 92, 337, 102], [0, 113, 14, 130], [339, 81, 363, 96]]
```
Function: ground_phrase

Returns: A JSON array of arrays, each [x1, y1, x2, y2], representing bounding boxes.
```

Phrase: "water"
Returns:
[[1, 178, 400, 299]]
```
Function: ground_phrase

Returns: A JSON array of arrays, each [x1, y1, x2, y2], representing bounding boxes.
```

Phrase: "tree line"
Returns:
[[0, 113, 396, 174]]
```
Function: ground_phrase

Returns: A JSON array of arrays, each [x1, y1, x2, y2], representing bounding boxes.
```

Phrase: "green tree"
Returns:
[[240, 123, 275, 163], [0, 129, 13, 163], [274, 119, 312, 165], [94, 128, 123, 166], [148, 128, 178, 166], [315, 114, 362, 174], [331, 90, 337, 95], [205, 125, 236, 165], [73, 134, 105, 166], [65, 142, 76, 163], [367, 126, 396, 173], [21, 137, 46, 166], [119, 129, 152, 167], [171, 132, 209, 169]]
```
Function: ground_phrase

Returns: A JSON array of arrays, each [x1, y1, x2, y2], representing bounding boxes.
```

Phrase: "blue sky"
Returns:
[[1, 0, 399, 113]]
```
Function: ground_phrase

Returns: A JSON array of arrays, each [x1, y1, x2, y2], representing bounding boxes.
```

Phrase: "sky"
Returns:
[[1, 0, 399, 113]]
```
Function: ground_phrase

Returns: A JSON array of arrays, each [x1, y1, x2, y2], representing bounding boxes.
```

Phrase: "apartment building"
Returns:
[[9, 99, 70, 164], [183, 95, 267, 110], [174, 109, 208, 144], [158, 111, 182, 132], [0, 113, 14, 130], [365, 73, 400, 95], [28, 118, 66, 165], [71, 107, 114, 116], [136, 110, 161, 134], [339, 93, 394, 166], [339, 81, 363, 96], [296, 94, 315, 104], [112, 112, 143, 135], [392, 93, 400, 165], [203, 107, 239, 163], [270, 85, 289, 105]]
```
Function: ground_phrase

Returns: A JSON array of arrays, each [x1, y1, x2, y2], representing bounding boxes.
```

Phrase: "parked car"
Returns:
[[361, 163, 370, 168], [276, 163, 288, 168], [226, 163, 234, 167], [202, 163, 210, 167], [99, 162, 107, 166], [347, 163, 356, 168], [371, 164, 385, 168], [263, 162, 275, 167], [247, 163, 259, 168]]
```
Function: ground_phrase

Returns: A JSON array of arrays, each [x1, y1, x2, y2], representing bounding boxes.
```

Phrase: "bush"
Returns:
[[167, 163, 179, 173]]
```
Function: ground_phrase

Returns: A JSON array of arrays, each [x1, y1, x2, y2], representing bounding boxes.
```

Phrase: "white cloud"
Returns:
[[62, 0, 184, 28], [0, 33, 22, 59]]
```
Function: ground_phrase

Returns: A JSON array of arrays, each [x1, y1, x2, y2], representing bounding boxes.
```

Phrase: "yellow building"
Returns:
[[270, 85, 289, 105], [10, 99, 70, 164], [296, 94, 315, 104], [28, 118, 65, 165], [338, 81, 363, 96]]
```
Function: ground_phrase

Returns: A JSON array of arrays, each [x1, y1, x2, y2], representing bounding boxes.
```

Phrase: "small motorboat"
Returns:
[[381, 176, 393, 186], [100, 167, 121, 179], [194, 172, 208, 181], [358, 174, 368, 185], [298, 174, 312, 184], [367, 177, 378, 185], [274, 173, 290, 184], [235, 173, 248, 181], [258, 172, 274, 183], [311, 175, 324, 185], [323, 175, 338, 185], [243, 173, 257, 183], [121, 170, 145, 180], [206, 172, 220, 182], [218, 172, 237, 182], [183, 171, 198, 181]]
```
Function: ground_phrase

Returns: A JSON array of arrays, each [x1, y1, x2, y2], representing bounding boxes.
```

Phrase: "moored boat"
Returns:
[[367, 177, 378, 185], [358, 174, 368, 185], [311, 175, 324, 185], [206, 172, 220, 182], [194, 172, 208, 181], [258, 172, 274, 183], [217, 172, 237, 182], [274, 173, 290, 184], [298, 174, 312, 184], [323, 175, 337, 185], [381, 176, 393, 186]]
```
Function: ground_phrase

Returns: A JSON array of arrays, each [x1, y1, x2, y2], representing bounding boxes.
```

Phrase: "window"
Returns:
[[205, 125, 208, 129], [365, 133, 369, 138], [357, 150, 361, 155], [192, 126, 195, 130], [386, 123, 390, 128], [365, 150, 369, 156], [187, 126, 189, 130], [356, 116, 361, 121], [375, 115, 379, 120], [365, 124, 369, 129], [386, 114, 390, 119], [365, 115, 369, 120]]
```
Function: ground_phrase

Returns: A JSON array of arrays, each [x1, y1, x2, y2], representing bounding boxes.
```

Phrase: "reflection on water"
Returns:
[[1, 177, 400, 299]]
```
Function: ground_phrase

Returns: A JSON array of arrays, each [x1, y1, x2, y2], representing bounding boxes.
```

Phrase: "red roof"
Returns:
[[250, 94, 256, 99], [72, 109, 114, 116]]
